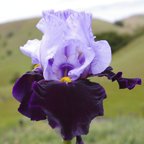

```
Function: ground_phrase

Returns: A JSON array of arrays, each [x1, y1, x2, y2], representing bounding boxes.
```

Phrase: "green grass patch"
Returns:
[[0, 116, 144, 144], [0, 85, 22, 133]]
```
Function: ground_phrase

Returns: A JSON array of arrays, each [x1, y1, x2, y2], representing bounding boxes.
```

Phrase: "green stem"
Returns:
[[63, 140, 72, 144]]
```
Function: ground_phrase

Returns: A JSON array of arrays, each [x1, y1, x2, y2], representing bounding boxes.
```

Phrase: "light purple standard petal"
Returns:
[[66, 11, 94, 45], [20, 39, 41, 64], [44, 39, 95, 80], [42, 39, 85, 80], [37, 12, 70, 80], [43, 64, 58, 81], [37, 10, 94, 46], [36, 11, 69, 35], [37, 10, 69, 59], [68, 46, 95, 80], [51, 40, 83, 79], [90, 40, 112, 74], [36, 10, 97, 80], [42, 9, 75, 21]]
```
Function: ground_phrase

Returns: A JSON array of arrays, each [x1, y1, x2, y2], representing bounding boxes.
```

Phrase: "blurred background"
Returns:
[[0, 0, 144, 143]]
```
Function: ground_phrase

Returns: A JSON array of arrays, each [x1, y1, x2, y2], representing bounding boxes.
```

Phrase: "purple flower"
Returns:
[[13, 10, 141, 144], [20, 10, 111, 81]]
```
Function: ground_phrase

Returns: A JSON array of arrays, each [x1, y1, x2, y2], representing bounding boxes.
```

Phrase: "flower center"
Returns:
[[60, 63, 74, 77], [60, 76, 72, 83]]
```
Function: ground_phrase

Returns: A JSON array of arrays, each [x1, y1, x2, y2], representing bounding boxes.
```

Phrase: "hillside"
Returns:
[[92, 19, 123, 34], [120, 15, 144, 33], [93, 15, 144, 34], [112, 34, 144, 79], [0, 18, 41, 85]]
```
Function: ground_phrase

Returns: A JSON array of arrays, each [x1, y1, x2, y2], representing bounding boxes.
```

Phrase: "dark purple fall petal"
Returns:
[[12, 68, 46, 120], [98, 67, 142, 90], [30, 79, 106, 140], [12, 68, 43, 102]]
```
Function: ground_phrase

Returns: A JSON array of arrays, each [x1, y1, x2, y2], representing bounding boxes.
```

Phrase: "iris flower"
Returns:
[[12, 10, 141, 144]]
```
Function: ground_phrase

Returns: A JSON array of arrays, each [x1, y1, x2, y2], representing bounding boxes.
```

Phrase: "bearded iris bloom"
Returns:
[[12, 10, 141, 144]]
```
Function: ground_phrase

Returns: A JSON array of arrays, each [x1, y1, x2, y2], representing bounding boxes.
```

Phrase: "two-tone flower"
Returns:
[[12, 10, 141, 144]]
